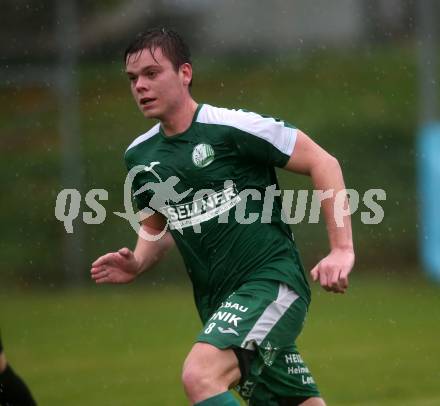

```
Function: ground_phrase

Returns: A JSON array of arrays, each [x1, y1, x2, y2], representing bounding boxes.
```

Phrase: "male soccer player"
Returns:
[[91, 28, 354, 406], [0, 335, 36, 405]]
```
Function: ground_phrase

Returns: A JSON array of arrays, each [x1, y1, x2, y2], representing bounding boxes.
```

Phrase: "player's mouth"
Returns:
[[139, 97, 157, 109]]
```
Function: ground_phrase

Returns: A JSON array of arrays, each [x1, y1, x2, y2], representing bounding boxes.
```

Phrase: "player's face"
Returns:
[[125, 47, 192, 121]]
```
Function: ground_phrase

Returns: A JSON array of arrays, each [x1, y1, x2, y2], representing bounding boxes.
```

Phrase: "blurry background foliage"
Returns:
[[1, 0, 427, 286]]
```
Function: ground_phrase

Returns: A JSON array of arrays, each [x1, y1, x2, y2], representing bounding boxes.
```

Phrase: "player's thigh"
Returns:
[[249, 342, 321, 402], [182, 344, 240, 403], [239, 291, 321, 403], [197, 281, 313, 398], [197, 280, 298, 352], [183, 342, 240, 384], [252, 297, 320, 401]]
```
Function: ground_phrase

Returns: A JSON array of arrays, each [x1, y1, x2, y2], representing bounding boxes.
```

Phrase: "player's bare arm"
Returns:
[[90, 212, 174, 284], [284, 130, 355, 294]]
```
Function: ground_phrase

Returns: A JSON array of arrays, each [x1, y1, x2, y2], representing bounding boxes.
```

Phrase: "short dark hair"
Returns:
[[124, 27, 192, 86]]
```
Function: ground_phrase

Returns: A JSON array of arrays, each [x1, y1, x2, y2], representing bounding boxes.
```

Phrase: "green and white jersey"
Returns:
[[125, 104, 311, 323]]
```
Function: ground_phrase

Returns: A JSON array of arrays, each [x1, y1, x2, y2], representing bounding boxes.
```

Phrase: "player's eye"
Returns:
[[146, 71, 158, 79], [127, 75, 137, 83]]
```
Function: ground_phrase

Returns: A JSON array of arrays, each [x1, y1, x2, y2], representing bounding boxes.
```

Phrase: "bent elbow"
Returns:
[[325, 154, 341, 173], [327, 154, 339, 167]]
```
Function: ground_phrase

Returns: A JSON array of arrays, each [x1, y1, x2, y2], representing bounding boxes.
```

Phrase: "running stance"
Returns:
[[91, 28, 354, 406]]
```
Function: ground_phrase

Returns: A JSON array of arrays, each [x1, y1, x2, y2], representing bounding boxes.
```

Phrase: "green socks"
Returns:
[[194, 391, 240, 405]]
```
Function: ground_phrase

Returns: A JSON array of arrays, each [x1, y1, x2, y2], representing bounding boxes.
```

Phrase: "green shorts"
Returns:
[[196, 280, 320, 404]]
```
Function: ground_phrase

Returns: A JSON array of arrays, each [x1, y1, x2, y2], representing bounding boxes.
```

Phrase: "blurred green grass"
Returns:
[[1, 272, 439, 405]]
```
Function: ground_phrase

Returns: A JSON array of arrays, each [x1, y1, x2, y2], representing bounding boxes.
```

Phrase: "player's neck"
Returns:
[[161, 98, 198, 136]]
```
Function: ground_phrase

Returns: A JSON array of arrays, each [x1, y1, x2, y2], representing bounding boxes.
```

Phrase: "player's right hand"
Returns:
[[90, 247, 140, 284]]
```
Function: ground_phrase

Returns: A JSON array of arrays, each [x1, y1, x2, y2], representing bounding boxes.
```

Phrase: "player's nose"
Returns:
[[135, 75, 150, 92]]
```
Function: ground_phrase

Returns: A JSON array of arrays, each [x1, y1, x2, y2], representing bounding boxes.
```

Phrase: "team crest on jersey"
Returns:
[[192, 143, 215, 168]]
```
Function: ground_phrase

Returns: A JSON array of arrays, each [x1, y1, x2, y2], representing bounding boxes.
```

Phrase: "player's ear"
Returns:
[[180, 63, 192, 87]]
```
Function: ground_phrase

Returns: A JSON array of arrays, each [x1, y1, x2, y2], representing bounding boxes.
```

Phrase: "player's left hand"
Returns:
[[310, 247, 355, 293]]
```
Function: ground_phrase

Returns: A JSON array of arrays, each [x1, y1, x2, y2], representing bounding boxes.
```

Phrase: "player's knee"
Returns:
[[182, 343, 241, 401], [181, 364, 201, 391], [182, 363, 215, 400]]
